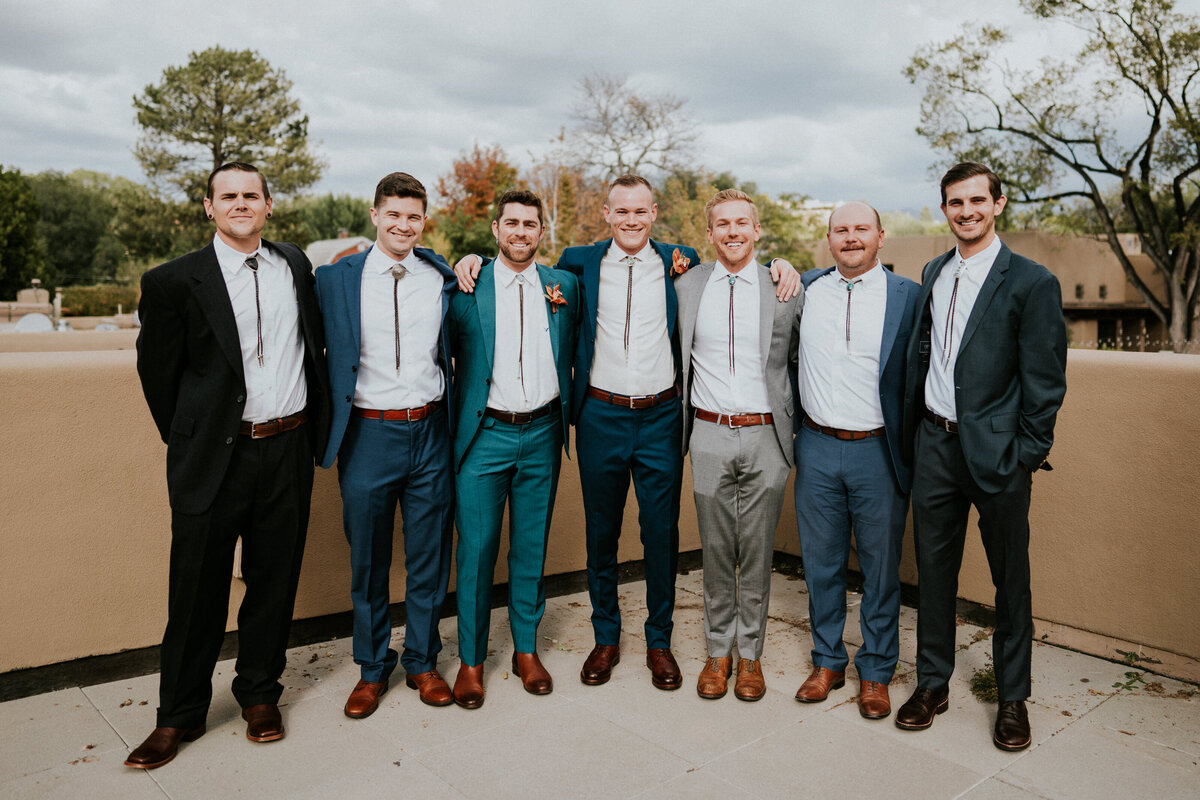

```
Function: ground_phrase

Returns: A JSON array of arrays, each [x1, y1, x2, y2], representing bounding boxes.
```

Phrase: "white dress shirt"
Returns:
[[213, 234, 307, 422], [690, 262, 771, 415], [355, 245, 445, 410], [799, 261, 887, 430], [925, 235, 1003, 421], [589, 242, 675, 395], [487, 263, 559, 412]]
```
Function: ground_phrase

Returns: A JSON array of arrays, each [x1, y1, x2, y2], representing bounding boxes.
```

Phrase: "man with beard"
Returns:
[[896, 163, 1067, 751], [445, 189, 580, 708], [677, 189, 802, 701], [792, 202, 918, 719]]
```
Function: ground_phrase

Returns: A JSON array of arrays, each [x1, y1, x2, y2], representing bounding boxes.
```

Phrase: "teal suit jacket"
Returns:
[[447, 260, 580, 471]]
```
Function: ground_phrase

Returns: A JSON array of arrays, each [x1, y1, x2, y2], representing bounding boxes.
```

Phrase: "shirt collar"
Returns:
[[829, 259, 883, 287], [712, 260, 760, 285], [213, 233, 267, 279], [954, 234, 1002, 271], [606, 241, 655, 263], [495, 262, 539, 289], [367, 244, 423, 275]]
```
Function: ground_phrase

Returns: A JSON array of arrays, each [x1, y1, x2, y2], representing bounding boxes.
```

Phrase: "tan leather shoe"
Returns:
[[734, 658, 766, 702], [124, 724, 206, 769], [858, 680, 892, 719], [794, 667, 845, 703], [344, 678, 389, 719], [580, 644, 620, 685], [405, 669, 454, 707], [696, 656, 732, 699], [512, 652, 553, 695], [241, 703, 284, 742], [453, 662, 485, 709], [646, 647, 682, 690]]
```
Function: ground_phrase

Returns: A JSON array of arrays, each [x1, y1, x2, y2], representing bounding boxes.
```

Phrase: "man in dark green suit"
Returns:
[[896, 163, 1067, 752], [446, 189, 580, 709]]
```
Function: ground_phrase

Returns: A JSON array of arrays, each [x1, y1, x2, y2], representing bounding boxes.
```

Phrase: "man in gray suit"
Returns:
[[896, 162, 1067, 751], [676, 189, 802, 702]]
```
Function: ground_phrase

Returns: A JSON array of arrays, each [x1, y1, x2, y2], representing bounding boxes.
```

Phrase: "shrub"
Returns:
[[61, 284, 139, 317]]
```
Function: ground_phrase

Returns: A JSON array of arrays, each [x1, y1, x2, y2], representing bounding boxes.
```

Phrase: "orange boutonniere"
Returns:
[[671, 248, 691, 276], [544, 283, 567, 312]]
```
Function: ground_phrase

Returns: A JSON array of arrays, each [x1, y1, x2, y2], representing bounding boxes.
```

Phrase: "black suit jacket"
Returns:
[[903, 242, 1067, 494], [136, 240, 330, 515]]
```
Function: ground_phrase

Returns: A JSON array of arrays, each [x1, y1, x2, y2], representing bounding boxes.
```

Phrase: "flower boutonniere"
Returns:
[[544, 282, 567, 312], [671, 248, 691, 276]]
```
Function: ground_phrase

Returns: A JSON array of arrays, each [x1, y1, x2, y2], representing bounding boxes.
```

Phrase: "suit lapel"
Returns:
[[190, 244, 244, 382], [958, 244, 1010, 355], [536, 264, 562, 367], [343, 248, 367, 357], [583, 241, 605, 344], [756, 263, 774, 366], [879, 269, 907, 375], [476, 261, 497, 371], [651, 240, 679, 336]]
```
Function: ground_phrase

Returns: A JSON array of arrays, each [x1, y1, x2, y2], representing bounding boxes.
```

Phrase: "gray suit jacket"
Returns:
[[676, 261, 803, 465]]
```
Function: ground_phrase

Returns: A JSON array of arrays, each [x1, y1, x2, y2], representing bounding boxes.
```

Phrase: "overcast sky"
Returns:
[[0, 0, 1127, 212]]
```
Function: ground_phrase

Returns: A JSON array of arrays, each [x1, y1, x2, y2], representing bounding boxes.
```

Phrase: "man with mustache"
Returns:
[[445, 189, 580, 708], [677, 189, 802, 701], [792, 202, 918, 719], [896, 162, 1067, 751]]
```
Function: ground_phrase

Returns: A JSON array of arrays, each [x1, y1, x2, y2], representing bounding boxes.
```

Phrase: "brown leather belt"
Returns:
[[586, 385, 678, 409], [803, 416, 884, 440], [353, 402, 439, 422], [485, 400, 559, 425], [695, 408, 773, 428], [239, 409, 307, 439], [924, 410, 959, 434]]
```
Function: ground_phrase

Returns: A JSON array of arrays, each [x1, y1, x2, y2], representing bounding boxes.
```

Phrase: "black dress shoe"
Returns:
[[580, 644, 620, 685], [994, 700, 1032, 751], [124, 724, 206, 769], [646, 648, 682, 690], [895, 686, 949, 730]]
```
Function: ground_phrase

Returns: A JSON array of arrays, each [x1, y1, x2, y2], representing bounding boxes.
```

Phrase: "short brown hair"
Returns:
[[940, 162, 1002, 203], [206, 162, 270, 200], [493, 188, 544, 225], [705, 188, 758, 226], [608, 174, 654, 196], [374, 172, 428, 211]]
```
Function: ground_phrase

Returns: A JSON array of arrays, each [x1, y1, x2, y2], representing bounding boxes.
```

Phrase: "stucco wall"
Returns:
[[0, 348, 1196, 675]]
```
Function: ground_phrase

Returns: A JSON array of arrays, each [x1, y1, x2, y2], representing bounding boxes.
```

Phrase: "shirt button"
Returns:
[[225, 436, 234, 445]]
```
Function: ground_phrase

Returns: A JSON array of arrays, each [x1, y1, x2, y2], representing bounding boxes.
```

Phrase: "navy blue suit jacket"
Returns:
[[555, 238, 699, 424], [798, 265, 919, 494], [313, 245, 457, 469]]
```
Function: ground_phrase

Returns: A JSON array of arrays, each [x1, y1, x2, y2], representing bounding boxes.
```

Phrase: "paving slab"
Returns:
[[0, 688, 127, 779]]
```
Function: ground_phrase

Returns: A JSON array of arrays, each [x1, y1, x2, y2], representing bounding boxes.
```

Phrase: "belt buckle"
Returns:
[[627, 395, 641, 409], [252, 419, 276, 439], [726, 414, 736, 430], [939, 417, 952, 433]]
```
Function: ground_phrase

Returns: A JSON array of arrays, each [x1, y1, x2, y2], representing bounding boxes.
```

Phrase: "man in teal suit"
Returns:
[[447, 189, 580, 709]]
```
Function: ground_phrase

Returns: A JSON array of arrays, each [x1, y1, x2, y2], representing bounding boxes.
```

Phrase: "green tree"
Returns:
[[0, 166, 46, 300], [433, 143, 520, 263], [27, 171, 121, 287], [133, 46, 325, 201], [906, 0, 1200, 352]]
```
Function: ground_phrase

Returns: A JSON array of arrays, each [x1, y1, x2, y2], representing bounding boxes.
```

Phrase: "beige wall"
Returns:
[[1, 348, 1197, 677]]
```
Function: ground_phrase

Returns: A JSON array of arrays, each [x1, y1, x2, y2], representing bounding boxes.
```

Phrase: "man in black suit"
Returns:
[[126, 162, 329, 769], [895, 162, 1067, 751]]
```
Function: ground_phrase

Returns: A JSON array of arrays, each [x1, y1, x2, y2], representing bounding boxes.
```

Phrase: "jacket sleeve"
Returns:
[[135, 267, 186, 444], [1017, 270, 1068, 467]]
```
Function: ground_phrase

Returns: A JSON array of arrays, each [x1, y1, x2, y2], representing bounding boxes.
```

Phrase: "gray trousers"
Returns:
[[689, 418, 791, 660]]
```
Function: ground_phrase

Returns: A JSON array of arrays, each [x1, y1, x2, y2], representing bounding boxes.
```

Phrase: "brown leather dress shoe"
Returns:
[[580, 644, 620, 685], [858, 680, 892, 719], [794, 667, 845, 702], [734, 658, 766, 701], [895, 685, 949, 730], [241, 703, 284, 742], [124, 724, 206, 769], [647, 647, 682, 690], [696, 656, 732, 699], [512, 652, 553, 695], [453, 662, 485, 709], [344, 678, 389, 719], [405, 669, 454, 707], [993, 700, 1032, 751]]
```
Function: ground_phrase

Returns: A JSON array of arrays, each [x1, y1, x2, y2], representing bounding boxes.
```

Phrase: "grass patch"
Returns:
[[969, 665, 999, 703]]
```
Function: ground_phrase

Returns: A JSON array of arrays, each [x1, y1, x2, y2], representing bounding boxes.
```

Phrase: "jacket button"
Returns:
[[477, 411, 482, 417], [236, 394, 245, 403], [485, 378, 490, 385], [225, 436, 234, 445], [345, 395, 352, 403], [351, 365, 358, 372]]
